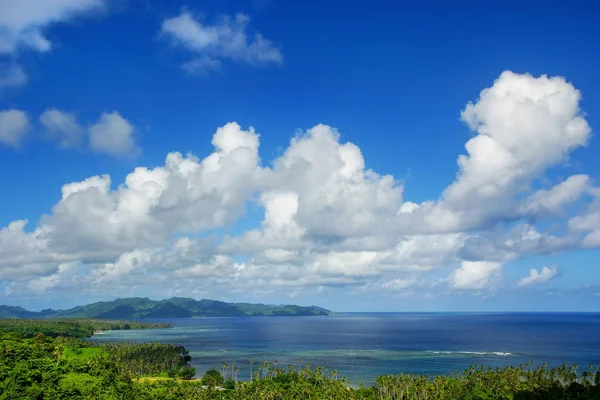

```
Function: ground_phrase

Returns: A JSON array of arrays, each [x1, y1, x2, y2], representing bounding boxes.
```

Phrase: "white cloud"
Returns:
[[0, 71, 597, 304], [518, 266, 558, 287], [89, 112, 140, 158], [381, 277, 417, 291], [174, 255, 243, 279], [457, 223, 577, 265], [521, 175, 590, 217], [0, 0, 105, 54], [40, 108, 84, 148], [448, 261, 501, 291], [569, 189, 600, 248], [0, 220, 59, 281], [92, 250, 154, 285], [27, 262, 79, 292], [0, 0, 106, 89], [569, 212, 600, 233], [161, 11, 282, 73], [312, 251, 380, 278], [582, 230, 600, 248], [39, 108, 140, 154], [428, 71, 591, 232], [377, 234, 465, 271], [0, 62, 27, 88], [265, 124, 402, 239], [0, 122, 260, 263], [0, 109, 29, 148]]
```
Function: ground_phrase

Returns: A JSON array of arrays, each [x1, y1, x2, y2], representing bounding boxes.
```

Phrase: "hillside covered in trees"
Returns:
[[0, 297, 330, 319]]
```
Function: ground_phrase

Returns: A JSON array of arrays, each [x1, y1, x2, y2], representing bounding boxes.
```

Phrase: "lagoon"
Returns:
[[93, 312, 600, 386]]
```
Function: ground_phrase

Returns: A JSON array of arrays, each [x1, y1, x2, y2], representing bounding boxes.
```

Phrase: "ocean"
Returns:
[[92, 313, 600, 386]]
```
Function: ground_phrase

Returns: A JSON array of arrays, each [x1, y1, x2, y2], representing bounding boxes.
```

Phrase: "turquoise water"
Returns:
[[93, 313, 600, 386]]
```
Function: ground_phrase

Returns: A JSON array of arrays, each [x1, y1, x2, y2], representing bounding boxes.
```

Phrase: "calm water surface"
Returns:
[[93, 313, 600, 386]]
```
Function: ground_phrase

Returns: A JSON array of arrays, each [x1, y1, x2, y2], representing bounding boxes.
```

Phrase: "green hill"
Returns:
[[0, 297, 331, 319]]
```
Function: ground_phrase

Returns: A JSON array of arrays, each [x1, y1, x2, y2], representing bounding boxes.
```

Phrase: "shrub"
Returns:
[[178, 366, 196, 381], [201, 369, 224, 387], [224, 377, 235, 390]]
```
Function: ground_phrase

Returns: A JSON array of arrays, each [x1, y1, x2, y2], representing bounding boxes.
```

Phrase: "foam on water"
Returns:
[[430, 351, 513, 356]]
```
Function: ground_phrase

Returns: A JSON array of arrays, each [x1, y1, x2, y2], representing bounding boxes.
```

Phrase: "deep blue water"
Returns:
[[93, 313, 600, 386]]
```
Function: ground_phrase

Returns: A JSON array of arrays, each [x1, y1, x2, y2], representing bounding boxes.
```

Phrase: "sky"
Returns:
[[1, 0, 600, 312]]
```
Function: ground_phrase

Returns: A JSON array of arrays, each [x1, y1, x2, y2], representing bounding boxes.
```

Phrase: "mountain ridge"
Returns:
[[0, 297, 331, 318]]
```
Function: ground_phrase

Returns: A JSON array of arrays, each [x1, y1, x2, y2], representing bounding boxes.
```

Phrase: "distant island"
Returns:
[[0, 297, 331, 319]]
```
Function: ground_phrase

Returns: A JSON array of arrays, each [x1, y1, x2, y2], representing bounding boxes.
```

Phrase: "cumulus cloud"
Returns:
[[1, 122, 260, 263], [0, 71, 597, 304], [174, 255, 244, 279], [266, 124, 402, 240], [0, 0, 105, 54], [434, 71, 590, 231], [448, 261, 501, 291], [39, 108, 140, 155], [161, 11, 282, 74], [92, 250, 155, 285], [582, 230, 600, 248], [518, 266, 558, 287], [521, 175, 590, 217], [459, 223, 577, 264], [27, 262, 79, 292], [0, 0, 107, 86], [40, 108, 84, 148], [0, 109, 29, 148], [89, 112, 140, 158], [569, 189, 600, 248]]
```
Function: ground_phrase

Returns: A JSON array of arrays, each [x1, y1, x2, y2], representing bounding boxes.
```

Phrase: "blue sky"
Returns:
[[1, 0, 600, 311]]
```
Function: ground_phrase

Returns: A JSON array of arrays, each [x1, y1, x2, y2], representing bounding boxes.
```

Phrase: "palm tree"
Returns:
[[222, 362, 229, 380], [249, 358, 254, 381], [53, 344, 65, 365], [234, 365, 239, 382]]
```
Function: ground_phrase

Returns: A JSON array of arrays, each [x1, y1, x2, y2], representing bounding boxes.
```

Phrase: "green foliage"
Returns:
[[178, 366, 197, 380], [0, 331, 198, 399], [224, 377, 236, 390], [0, 318, 171, 338], [372, 363, 600, 400], [201, 369, 225, 387], [98, 341, 192, 377]]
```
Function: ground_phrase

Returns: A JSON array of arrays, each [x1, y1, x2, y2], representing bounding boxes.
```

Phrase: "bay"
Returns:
[[93, 312, 600, 386]]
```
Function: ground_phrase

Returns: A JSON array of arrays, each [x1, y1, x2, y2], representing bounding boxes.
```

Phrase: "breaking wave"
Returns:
[[430, 351, 513, 356]]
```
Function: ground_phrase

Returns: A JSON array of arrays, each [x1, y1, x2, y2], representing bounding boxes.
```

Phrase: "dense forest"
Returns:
[[0, 318, 171, 338], [0, 297, 331, 319], [1, 320, 599, 399]]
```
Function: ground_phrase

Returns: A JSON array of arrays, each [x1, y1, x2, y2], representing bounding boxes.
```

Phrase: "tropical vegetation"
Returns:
[[0, 318, 170, 338]]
